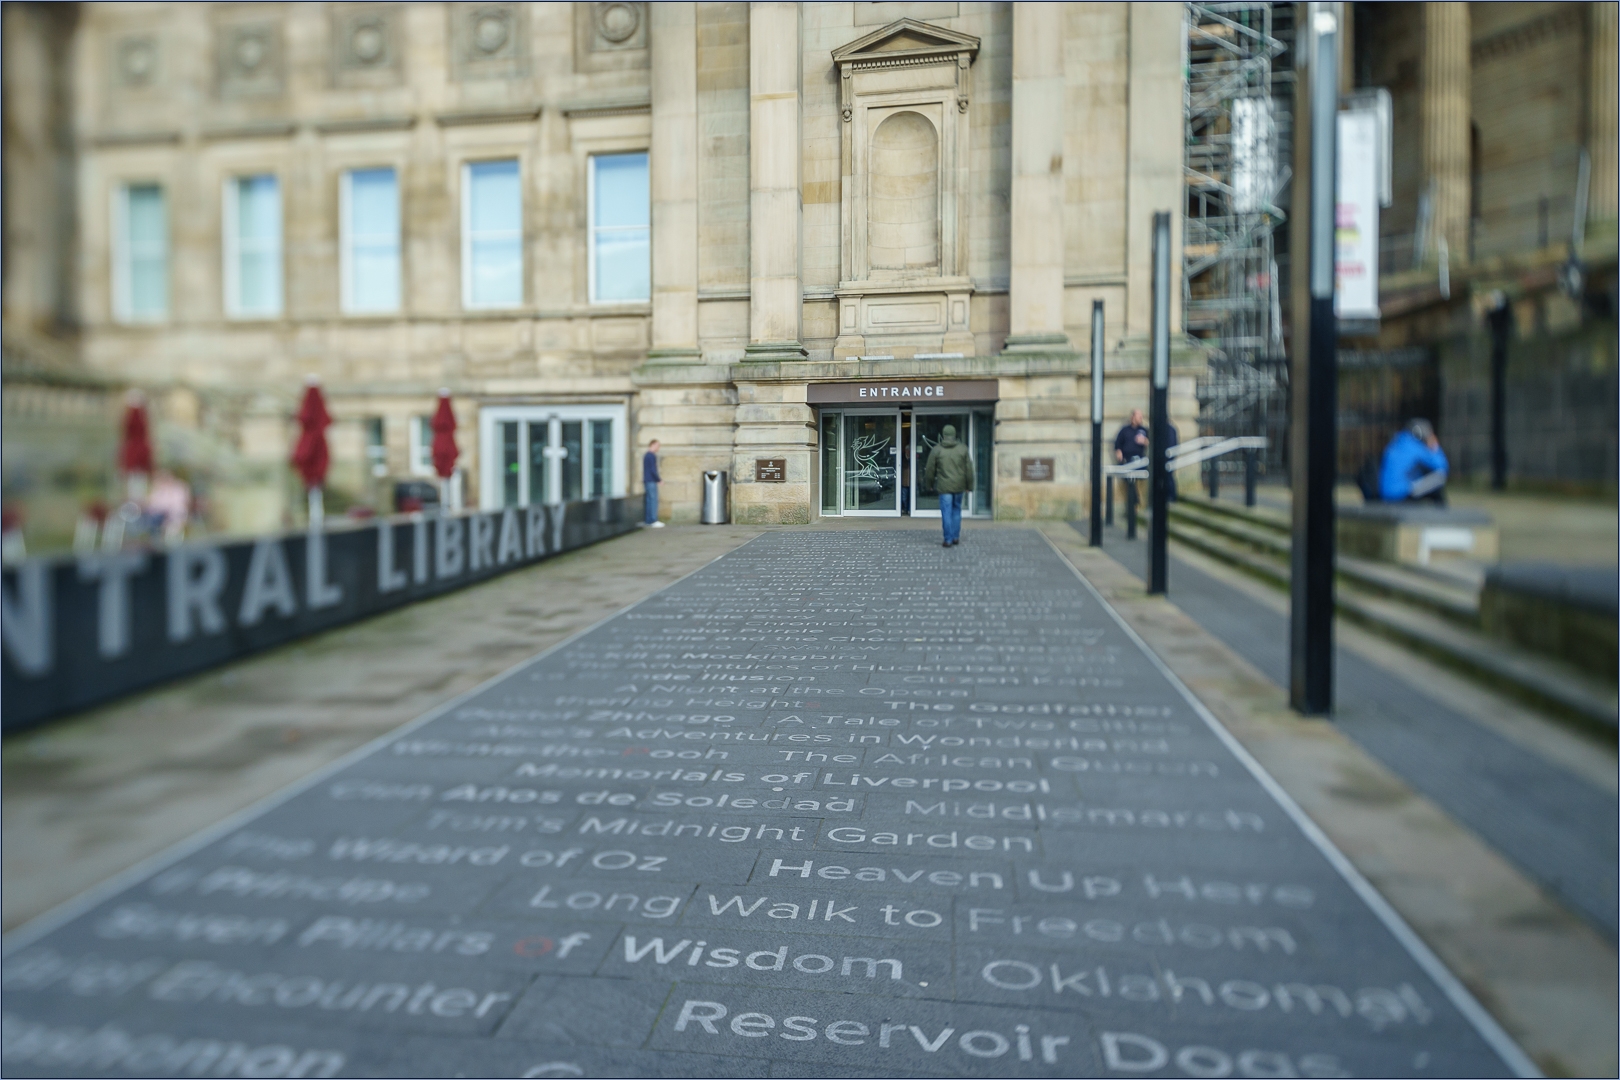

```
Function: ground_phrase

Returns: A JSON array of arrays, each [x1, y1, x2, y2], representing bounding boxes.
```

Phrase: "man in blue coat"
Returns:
[[1380, 419, 1449, 504], [642, 439, 664, 527]]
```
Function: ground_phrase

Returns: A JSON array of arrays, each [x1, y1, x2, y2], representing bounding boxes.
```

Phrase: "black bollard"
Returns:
[[1208, 459, 1220, 500], [1106, 473, 1114, 525], [1244, 448, 1257, 507], [1125, 477, 1138, 540]]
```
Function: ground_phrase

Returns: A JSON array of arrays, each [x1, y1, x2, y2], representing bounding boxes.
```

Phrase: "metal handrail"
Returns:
[[1105, 435, 1268, 478]]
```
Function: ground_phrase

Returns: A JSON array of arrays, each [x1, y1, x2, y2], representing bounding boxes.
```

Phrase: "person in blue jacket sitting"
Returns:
[[1379, 419, 1449, 505]]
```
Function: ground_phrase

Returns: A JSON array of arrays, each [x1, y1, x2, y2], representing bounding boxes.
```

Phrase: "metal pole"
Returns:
[[1290, 3, 1338, 716], [1089, 301, 1105, 546], [1244, 447, 1258, 507], [1147, 211, 1172, 595], [1208, 458, 1220, 500], [1488, 296, 1512, 490], [1125, 476, 1137, 539], [1106, 473, 1114, 525]]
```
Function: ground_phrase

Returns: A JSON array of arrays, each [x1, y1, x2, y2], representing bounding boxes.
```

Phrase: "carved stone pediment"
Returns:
[[831, 17, 980, 70]]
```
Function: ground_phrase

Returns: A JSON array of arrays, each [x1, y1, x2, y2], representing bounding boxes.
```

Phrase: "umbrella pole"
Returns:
[[308, 486, 324, 527]]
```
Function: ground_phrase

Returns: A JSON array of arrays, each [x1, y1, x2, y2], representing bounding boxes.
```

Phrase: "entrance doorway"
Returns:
[[819, 407, 993, 517], [478, 405, 626, 510]]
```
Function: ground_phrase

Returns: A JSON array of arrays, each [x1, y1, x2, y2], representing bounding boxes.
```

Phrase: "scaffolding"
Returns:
[[1184, 2, 1293, 476]]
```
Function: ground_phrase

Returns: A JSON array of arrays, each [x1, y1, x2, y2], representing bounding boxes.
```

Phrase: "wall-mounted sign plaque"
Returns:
[[806, 378, 999, 404], [1021, 457, 1055, 482], [755, 458, 786, 482]]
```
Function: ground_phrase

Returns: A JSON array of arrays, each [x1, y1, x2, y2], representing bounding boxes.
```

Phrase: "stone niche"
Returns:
[[832, 18, 979, 359]]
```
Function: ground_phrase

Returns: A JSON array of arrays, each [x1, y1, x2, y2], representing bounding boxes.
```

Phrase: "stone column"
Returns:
[[1590, 3, 1618, 227], [648, 3, 701, 361], [1421, 2, 1470, 263], [743, 1, 806, 361], [1003, 2, 1068, 354]]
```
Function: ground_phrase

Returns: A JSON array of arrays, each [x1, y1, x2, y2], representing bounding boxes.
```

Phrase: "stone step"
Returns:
[[1159, 516, 1619, 734], [1162, 502, 1482, 625]]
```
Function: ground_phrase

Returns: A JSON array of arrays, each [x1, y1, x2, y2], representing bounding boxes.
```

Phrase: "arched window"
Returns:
[[868, 111, 939, 272]]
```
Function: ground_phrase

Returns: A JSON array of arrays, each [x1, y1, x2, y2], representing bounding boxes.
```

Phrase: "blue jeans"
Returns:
[[644, 483, 659, 524], [939, 492, 963, 544]]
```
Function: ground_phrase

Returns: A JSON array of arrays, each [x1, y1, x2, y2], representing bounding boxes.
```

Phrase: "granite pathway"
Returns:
[[1, 530, 1535, 1078], [1091, 525, 1618, 941]]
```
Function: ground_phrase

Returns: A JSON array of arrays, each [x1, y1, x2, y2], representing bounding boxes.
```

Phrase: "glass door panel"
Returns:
[[560, 421, 584, 503], [589, 420, 612, 498], [820, 412, 840, 515], [527, 422, 551, 505], [912, 412, 971, 517], [499, 421, 521, 507], [971, 408, 994, 516], [842, 413, 899, 514]]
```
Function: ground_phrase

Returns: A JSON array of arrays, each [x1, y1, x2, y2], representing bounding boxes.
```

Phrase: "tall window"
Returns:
[[588, 152, 649, 303], [342, 168, 400, 313], [409, 416, 434, 475], [462, 159, 522, 309], [224, 175, 282, 317], [114, 183, 168, 322], [364, 417, 387, 477]]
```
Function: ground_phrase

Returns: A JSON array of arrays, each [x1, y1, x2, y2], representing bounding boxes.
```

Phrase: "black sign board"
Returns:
[[1021, 457, 1055, 482], [755, 459, 787, 482], [0, 532, 1530, 1078], [806, 378, 999, 404], [0, 499, 635, 732]]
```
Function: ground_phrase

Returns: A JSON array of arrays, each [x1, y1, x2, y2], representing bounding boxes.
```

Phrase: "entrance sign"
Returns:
[[807, 378, 998, 404], [754, 459, 786, 483], [1, 532, 1532, 1077]]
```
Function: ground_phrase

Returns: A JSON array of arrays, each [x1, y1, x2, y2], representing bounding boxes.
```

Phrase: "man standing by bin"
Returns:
[[923, 424, 973, 548], [642, 439, 664, 527]]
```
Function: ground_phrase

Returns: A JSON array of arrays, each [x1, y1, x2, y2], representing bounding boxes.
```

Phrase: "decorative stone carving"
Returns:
[[574, 2, 648, 73], [331, 6, 402, 87], [216, 19, 284, 98], [451, 3, 529, 80], [830, 19, 980, 357], [116, 35, 159, 89], [594, 2, 644, 46]]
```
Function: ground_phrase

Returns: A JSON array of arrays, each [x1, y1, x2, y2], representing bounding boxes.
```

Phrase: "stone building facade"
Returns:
[[1351, 1, 1618, 490], [4, 2, 1201, 535]]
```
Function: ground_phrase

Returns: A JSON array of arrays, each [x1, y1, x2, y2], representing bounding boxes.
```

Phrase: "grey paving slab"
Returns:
[[3, 531, 1533, 1077], [1088, 523, 1619, 941]]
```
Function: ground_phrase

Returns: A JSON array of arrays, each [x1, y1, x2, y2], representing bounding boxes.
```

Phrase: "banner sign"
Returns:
[[1336, 108, 1382, 320], [0, 498, 634, 732]]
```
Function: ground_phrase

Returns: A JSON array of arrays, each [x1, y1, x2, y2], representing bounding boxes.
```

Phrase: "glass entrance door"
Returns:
[[842, 412, 901, 515], [480, 406, 626, 510], [912, 411, 971, 517]]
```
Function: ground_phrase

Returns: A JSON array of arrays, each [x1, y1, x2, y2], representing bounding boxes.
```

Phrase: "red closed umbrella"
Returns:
[[292, 380, 332, 488], [120, 396, 154, 476], [431, 389, 458, 479], [117, 390, 154, 506], [292, 377, 332, 523]]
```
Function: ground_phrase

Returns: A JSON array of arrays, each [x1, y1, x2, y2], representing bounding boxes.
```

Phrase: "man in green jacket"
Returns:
[[923, 424, 974, 547]]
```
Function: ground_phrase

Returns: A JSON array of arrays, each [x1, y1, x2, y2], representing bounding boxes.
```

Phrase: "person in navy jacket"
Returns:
[[642, 439, 664, 527], [1380, 419, 1449, 504]]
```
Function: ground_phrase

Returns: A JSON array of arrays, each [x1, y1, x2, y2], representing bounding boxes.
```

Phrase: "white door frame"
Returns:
[[910, 406, 976, 519], [478, 403, 627, 509], [837, 409, 902, 517]]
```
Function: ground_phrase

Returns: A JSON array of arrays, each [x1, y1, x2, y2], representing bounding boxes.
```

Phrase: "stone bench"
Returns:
[[1336, 504, 1499, 567], [1481, 563, 1619, 681]]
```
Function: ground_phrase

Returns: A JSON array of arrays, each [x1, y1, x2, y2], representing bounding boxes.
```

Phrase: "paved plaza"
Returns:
[[1, 530, 1539, 1078]]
